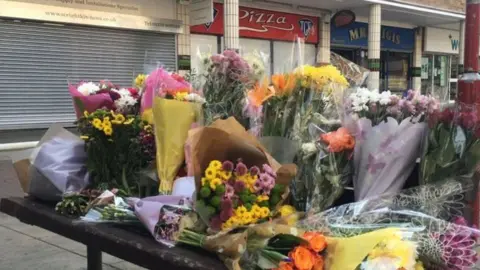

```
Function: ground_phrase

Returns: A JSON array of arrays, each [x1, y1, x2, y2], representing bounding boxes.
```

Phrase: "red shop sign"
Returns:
[[190, 3, 319, 44]]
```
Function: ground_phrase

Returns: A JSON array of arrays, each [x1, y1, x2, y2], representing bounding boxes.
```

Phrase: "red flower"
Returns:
[[440, 108, 454, 124], [171, 73, 185, 83]]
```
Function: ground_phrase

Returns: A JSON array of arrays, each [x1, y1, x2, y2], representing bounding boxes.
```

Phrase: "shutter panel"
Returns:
[[0, 20, 176, 130]]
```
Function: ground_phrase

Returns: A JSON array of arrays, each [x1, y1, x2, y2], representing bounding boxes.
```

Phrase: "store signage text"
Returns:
[[190, 3, 319, 43], [331, 21, 415, 51], [348, 27, 401, 44], [450, 35, 459, 51]]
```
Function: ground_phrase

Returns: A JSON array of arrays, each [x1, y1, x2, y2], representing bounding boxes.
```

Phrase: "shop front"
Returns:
[[0, 0, 181, 130], [422, 27, 460, 101], [190, 3, 319, 76], [331, 21, 415, 92]]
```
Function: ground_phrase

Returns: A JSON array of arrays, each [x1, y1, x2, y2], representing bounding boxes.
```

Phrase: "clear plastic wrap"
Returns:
[[420, 102, 480, 185], [299, 179, 479, 270], [330, 52, 370, 87]]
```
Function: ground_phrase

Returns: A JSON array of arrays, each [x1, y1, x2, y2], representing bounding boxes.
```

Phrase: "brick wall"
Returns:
[[396, 0, 465, 13]]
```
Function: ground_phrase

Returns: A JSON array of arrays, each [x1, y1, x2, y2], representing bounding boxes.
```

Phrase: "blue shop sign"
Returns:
[[331, 22, 415, 51]]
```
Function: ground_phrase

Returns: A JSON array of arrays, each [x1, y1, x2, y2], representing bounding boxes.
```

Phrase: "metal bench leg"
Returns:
[[87, 245, 102, 270]]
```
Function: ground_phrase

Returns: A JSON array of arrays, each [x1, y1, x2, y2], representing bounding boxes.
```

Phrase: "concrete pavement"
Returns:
[[0, 158, 146, 270]]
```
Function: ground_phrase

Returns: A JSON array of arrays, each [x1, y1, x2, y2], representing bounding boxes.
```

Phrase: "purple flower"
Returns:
[[250, 166, 260, 176], [254, 180, 262, 192], [262, 164, 276, 177], [235, 162, 248, 176], [390, 95, 400, 105], [210, 216, 222, 230], [234, 181, 246, 193], [225, 184, 235, 199], [453, 216, 469, 227], [220, 209, 233, 222], [222, 160, 234, 172], [221, 198, 233, 211]]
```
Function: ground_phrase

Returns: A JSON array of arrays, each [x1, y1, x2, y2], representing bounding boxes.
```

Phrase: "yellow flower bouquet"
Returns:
[[78, 109, 155, 195], [186, 117, 297, 231]]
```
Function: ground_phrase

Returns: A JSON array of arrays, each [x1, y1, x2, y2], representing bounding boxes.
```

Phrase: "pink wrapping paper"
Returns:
[[69, 85, 113, 119]]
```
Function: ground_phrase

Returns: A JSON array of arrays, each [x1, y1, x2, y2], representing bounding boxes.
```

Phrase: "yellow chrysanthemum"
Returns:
[[201, 177, 209, 187], [174, 92, 189, 101], [230, 216, 241, 227], [242, 212, 253, 225], [279, 205, 296, 217], [219, 170, 232, 181], [123, 118, 134, 125], [134, 74, 147, 89], [260, 207, 270, 218], [235, 206, 247, 217], [252, 204, 262, 218], [256, 195, 269, 203], [294, 64, 349, 92], [114, 114, 126, 123], [104, 126, 113, 136], [209, 178, 222, 190], [92, 118, 103, 130], [248, 175, 258, 185], [83, 111, 89, 118], [209, 160, 222, 170], [205, 167, 217, 180], [368, 236, 417, 270]]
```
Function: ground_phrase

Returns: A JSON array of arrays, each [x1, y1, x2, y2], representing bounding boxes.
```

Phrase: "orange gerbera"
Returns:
[[247, 80, 274, 107], [275, 261, 294, 270], [320, 127, 355, 153], [271, 73, 296, 96], [289, 246, 316, 270], [303, 232, 327, 253]]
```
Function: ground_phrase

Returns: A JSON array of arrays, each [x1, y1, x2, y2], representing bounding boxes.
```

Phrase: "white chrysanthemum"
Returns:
[[301, 142, 317, 154], [112, 88, 137, 111], [185, 93, 206, 104], [77, 82, 100, 96], [379, 90, 393, 105]]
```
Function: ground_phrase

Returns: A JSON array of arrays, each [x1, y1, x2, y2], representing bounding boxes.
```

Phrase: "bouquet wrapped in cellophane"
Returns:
[[77, 109, 155, 196], [200, 50, 257, 128], [300, 179, 479, 270], [186, 117, 297, 233], [176, 180, 477, 270], [421, 102, 480, 185], [290, 65, 349, 210], [146, 68, 205, 194], [344, 88, 439, 201]]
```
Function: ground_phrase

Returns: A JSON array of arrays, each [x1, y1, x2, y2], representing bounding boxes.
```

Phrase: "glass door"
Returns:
[[433, 55, 450, 101]]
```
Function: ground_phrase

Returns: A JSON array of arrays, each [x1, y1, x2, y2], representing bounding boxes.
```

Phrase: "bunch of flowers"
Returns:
[[196, 159, 286, 231], [146, 68, 204, 193], [201, 50, 256, 127], [270, 232, 327, 270], [294, 65, 349, 91], [302, 127, 355, 212], [420, 103, 480, 184], [78, 109, 155, 195], [347, 88, 439, 125], [344, 88, 439, 200], [70, 80, 141, 117]]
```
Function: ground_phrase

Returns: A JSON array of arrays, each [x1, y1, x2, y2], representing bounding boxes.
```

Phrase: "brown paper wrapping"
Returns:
[[188, 117, 297, 196]]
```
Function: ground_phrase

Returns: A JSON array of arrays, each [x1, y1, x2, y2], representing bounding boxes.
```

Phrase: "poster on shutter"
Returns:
[[190, 3, 319, 44]]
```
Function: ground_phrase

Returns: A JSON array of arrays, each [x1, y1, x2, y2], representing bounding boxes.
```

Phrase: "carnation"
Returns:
[[77, 82, 100, 96]]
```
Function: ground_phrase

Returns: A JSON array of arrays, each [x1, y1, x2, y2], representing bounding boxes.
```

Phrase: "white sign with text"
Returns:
[[189, 0, 213, 26], [0, 0, 182, 33], [424, 27, 460, 55]]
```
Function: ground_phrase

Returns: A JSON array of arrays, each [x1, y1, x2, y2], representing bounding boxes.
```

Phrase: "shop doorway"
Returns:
[[380, 51, 412, 93]]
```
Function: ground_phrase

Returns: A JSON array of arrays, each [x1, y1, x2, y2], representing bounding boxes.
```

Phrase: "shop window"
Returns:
[[421, 56, 433, 95], [382, 51, 410, 93], [273, 41, 316, 74], [190, 34, 218, 75]]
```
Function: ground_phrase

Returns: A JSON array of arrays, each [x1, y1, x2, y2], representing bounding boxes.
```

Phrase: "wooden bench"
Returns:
[[0, 197, 226, 270]]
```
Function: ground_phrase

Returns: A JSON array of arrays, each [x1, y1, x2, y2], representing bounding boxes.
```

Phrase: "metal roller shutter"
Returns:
[[0, 20, 176, 130]]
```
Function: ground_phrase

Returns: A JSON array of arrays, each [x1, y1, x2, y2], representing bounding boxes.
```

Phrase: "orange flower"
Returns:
[[289, 246, 316, 270], [271, 73, 296, 96], [247, 80, 274, 107], [275, 261, 294, 270], [303, 232, 327, 253], [320, 127, 355, 153], [313, 255, 324, 270]]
